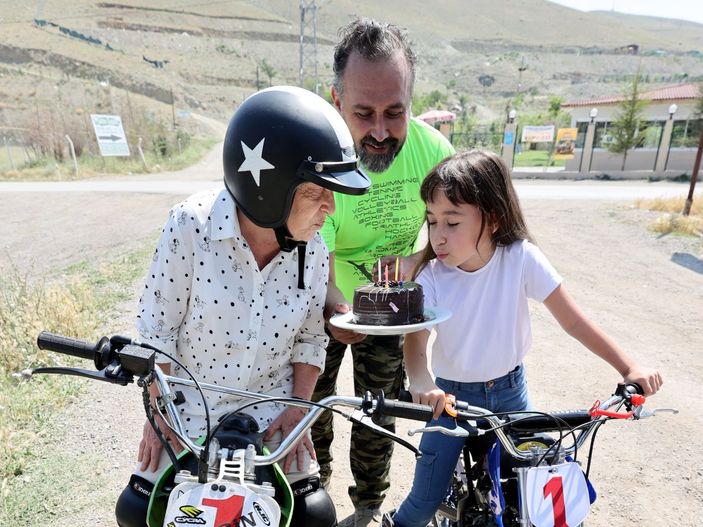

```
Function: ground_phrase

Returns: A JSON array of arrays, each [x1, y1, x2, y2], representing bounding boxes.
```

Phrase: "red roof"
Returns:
[[416, 109, 457, 124], [563, 83, 702, 108]]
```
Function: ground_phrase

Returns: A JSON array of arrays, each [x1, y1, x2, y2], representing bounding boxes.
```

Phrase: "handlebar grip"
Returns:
[[398, 389, 413, 403], [36, 331, 100, 361], [624, 383, 644, 395], [398, 389, 471, 412], [376, 397, 435, 422]]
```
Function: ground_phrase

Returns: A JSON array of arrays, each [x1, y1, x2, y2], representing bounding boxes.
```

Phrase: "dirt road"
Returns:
[[2, 165, 702, 525]]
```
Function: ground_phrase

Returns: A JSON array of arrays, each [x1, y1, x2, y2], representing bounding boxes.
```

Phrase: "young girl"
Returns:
[[386, 150, 662, 527]]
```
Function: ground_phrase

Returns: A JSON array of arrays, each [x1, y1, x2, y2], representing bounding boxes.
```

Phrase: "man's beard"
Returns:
[[357, 136, 402, 173]]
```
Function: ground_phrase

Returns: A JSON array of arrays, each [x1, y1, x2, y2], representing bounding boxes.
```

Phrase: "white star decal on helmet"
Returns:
[[238, 138, 275, 186]]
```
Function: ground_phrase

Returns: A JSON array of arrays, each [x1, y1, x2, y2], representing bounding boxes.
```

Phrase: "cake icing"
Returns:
[[352, 281, 424, 326]]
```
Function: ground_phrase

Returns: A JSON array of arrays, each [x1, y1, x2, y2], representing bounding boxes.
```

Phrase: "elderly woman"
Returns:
[[115, 86, 370, 527]]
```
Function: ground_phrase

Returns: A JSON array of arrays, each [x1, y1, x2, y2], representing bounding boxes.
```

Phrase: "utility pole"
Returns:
[[170, 87, 176, 130], [299, 0, 319, 93], [517, 55, 528, 95], [683, 126, 703, 216]]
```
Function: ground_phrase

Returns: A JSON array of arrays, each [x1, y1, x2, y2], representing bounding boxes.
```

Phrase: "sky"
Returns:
[[547, 0, 703, 26]]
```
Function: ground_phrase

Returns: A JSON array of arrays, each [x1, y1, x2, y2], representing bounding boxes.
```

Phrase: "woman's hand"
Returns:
[[263, 406, 316, 473], [137, 414, 183, 472], [622, 365, 663, 396]]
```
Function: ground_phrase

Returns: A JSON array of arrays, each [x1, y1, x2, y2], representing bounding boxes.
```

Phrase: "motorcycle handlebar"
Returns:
[[36, 331, 110, 367], [30, 331, 653, 466]]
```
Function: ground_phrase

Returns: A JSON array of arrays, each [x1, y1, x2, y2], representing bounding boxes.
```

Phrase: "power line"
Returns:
[[299, 0, 319, 93]]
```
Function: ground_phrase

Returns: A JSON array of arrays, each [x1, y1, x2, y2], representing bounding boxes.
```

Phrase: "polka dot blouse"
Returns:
[[136, 188, 329, 436]]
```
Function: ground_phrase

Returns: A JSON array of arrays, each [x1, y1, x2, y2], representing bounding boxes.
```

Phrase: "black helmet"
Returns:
[[223, 86, 370, 231]]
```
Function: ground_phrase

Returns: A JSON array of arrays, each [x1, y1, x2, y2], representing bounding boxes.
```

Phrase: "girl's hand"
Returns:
[[622, 365, 663, 396], [408, 378, 446, 420]]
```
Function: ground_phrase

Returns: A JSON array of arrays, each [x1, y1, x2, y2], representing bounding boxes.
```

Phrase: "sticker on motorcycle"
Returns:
[[525, 462, 590, 527], [162, 481, 280, 527]]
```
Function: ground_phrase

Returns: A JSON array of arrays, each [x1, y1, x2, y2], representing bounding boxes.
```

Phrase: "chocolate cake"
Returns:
[[352, 281, 424, 326]]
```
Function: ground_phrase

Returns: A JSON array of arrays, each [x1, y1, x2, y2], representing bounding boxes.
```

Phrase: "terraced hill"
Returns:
[[0, 0, 701, 130]]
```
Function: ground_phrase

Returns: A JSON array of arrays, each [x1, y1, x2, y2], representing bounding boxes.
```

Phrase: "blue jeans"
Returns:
[[392, 365, 530, 527]]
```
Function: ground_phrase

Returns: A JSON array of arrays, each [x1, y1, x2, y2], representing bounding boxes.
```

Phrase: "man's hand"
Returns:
[[137, 414, 183, 472], [325, 253, 365, 344], [328, 303, 366, 344], [376, 253, 422, 282], [263, 406, 316, 473]]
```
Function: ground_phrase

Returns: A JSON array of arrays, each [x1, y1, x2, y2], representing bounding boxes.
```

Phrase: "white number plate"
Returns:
[[525, 462, 590, 527], [162, 481, 279, 527]]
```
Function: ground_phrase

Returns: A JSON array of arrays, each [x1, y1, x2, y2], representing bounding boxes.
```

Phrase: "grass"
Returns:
[[0, 448, 111, 526], [0, 145, 26, 172], [0, 244, 153, 523], [633, 195, 703, 237], [0, 136, 218, 181], [513, 149, 566, 168]]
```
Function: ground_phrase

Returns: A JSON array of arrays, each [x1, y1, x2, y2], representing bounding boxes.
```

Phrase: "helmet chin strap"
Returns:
[[273, 225, 307, 290]]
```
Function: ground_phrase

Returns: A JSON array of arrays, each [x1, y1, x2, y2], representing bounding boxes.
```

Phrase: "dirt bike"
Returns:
[[420, 385, 678, 527], [27, 331, 675, 527], [26, 331, 438, 527]]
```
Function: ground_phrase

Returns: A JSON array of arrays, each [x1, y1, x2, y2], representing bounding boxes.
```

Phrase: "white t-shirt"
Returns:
[[137, 188, 329, 436], [417, 239, 562, 382]]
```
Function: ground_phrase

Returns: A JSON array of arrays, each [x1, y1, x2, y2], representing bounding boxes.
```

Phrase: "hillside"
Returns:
[[0, 0, 702, 135]]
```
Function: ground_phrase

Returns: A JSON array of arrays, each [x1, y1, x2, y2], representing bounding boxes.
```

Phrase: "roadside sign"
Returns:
[[90, 114, 130, 157], [521, 125, 555, 143], [554, 127, 578, 159]]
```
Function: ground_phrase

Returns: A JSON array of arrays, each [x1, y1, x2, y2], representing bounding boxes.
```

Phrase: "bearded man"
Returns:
[[311, 18, 455, 527]]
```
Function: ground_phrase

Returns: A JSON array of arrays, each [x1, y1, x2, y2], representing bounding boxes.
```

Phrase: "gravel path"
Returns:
[[3, 167, 702, 525]]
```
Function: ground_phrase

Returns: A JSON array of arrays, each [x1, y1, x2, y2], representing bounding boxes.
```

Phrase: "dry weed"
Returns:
[[634, 195, 701, 215], [634, 195, 703, 237], [649, 213, 703, 237], [0, 267, 96, 481]]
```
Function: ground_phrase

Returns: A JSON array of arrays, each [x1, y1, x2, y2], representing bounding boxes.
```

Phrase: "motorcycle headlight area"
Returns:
[[163, 479, 279, 527]]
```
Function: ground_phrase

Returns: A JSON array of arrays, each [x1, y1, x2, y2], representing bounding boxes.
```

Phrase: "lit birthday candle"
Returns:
[[395, 257, 399, 282], [384, 264, 389, 287]]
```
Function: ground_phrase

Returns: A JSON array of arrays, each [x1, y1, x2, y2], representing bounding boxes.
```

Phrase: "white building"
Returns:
[[563, 83, 701, 173]]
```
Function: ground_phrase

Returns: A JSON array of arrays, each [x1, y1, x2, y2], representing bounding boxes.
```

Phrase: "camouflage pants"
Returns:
[[312, 333, 405, 510]]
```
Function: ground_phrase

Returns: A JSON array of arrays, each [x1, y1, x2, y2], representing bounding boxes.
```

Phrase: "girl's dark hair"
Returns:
[[413, 149, 533, 278]]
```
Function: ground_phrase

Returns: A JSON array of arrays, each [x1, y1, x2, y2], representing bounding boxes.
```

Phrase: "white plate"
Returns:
[[329, 307, 452, 336]]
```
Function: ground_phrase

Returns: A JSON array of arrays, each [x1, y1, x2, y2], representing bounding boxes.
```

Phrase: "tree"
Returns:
[[260, 59, 276, 87], [478, 74, 495, 88], [412, 90, 448, 115], [607, 72, 649, 171]]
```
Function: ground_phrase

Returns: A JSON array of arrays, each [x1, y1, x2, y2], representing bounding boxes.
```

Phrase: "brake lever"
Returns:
[[408, 424, 477, 438], [347, 409, 423, 458], [23, 365, 133, 386], [633, 406, 679, 419]]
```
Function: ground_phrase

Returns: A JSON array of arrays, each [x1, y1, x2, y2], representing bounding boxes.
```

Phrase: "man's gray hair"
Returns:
[[332, 18, 416, 98]]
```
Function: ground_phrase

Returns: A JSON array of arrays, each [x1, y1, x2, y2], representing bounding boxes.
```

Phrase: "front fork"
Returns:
[[513, 466, 531, 527]]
